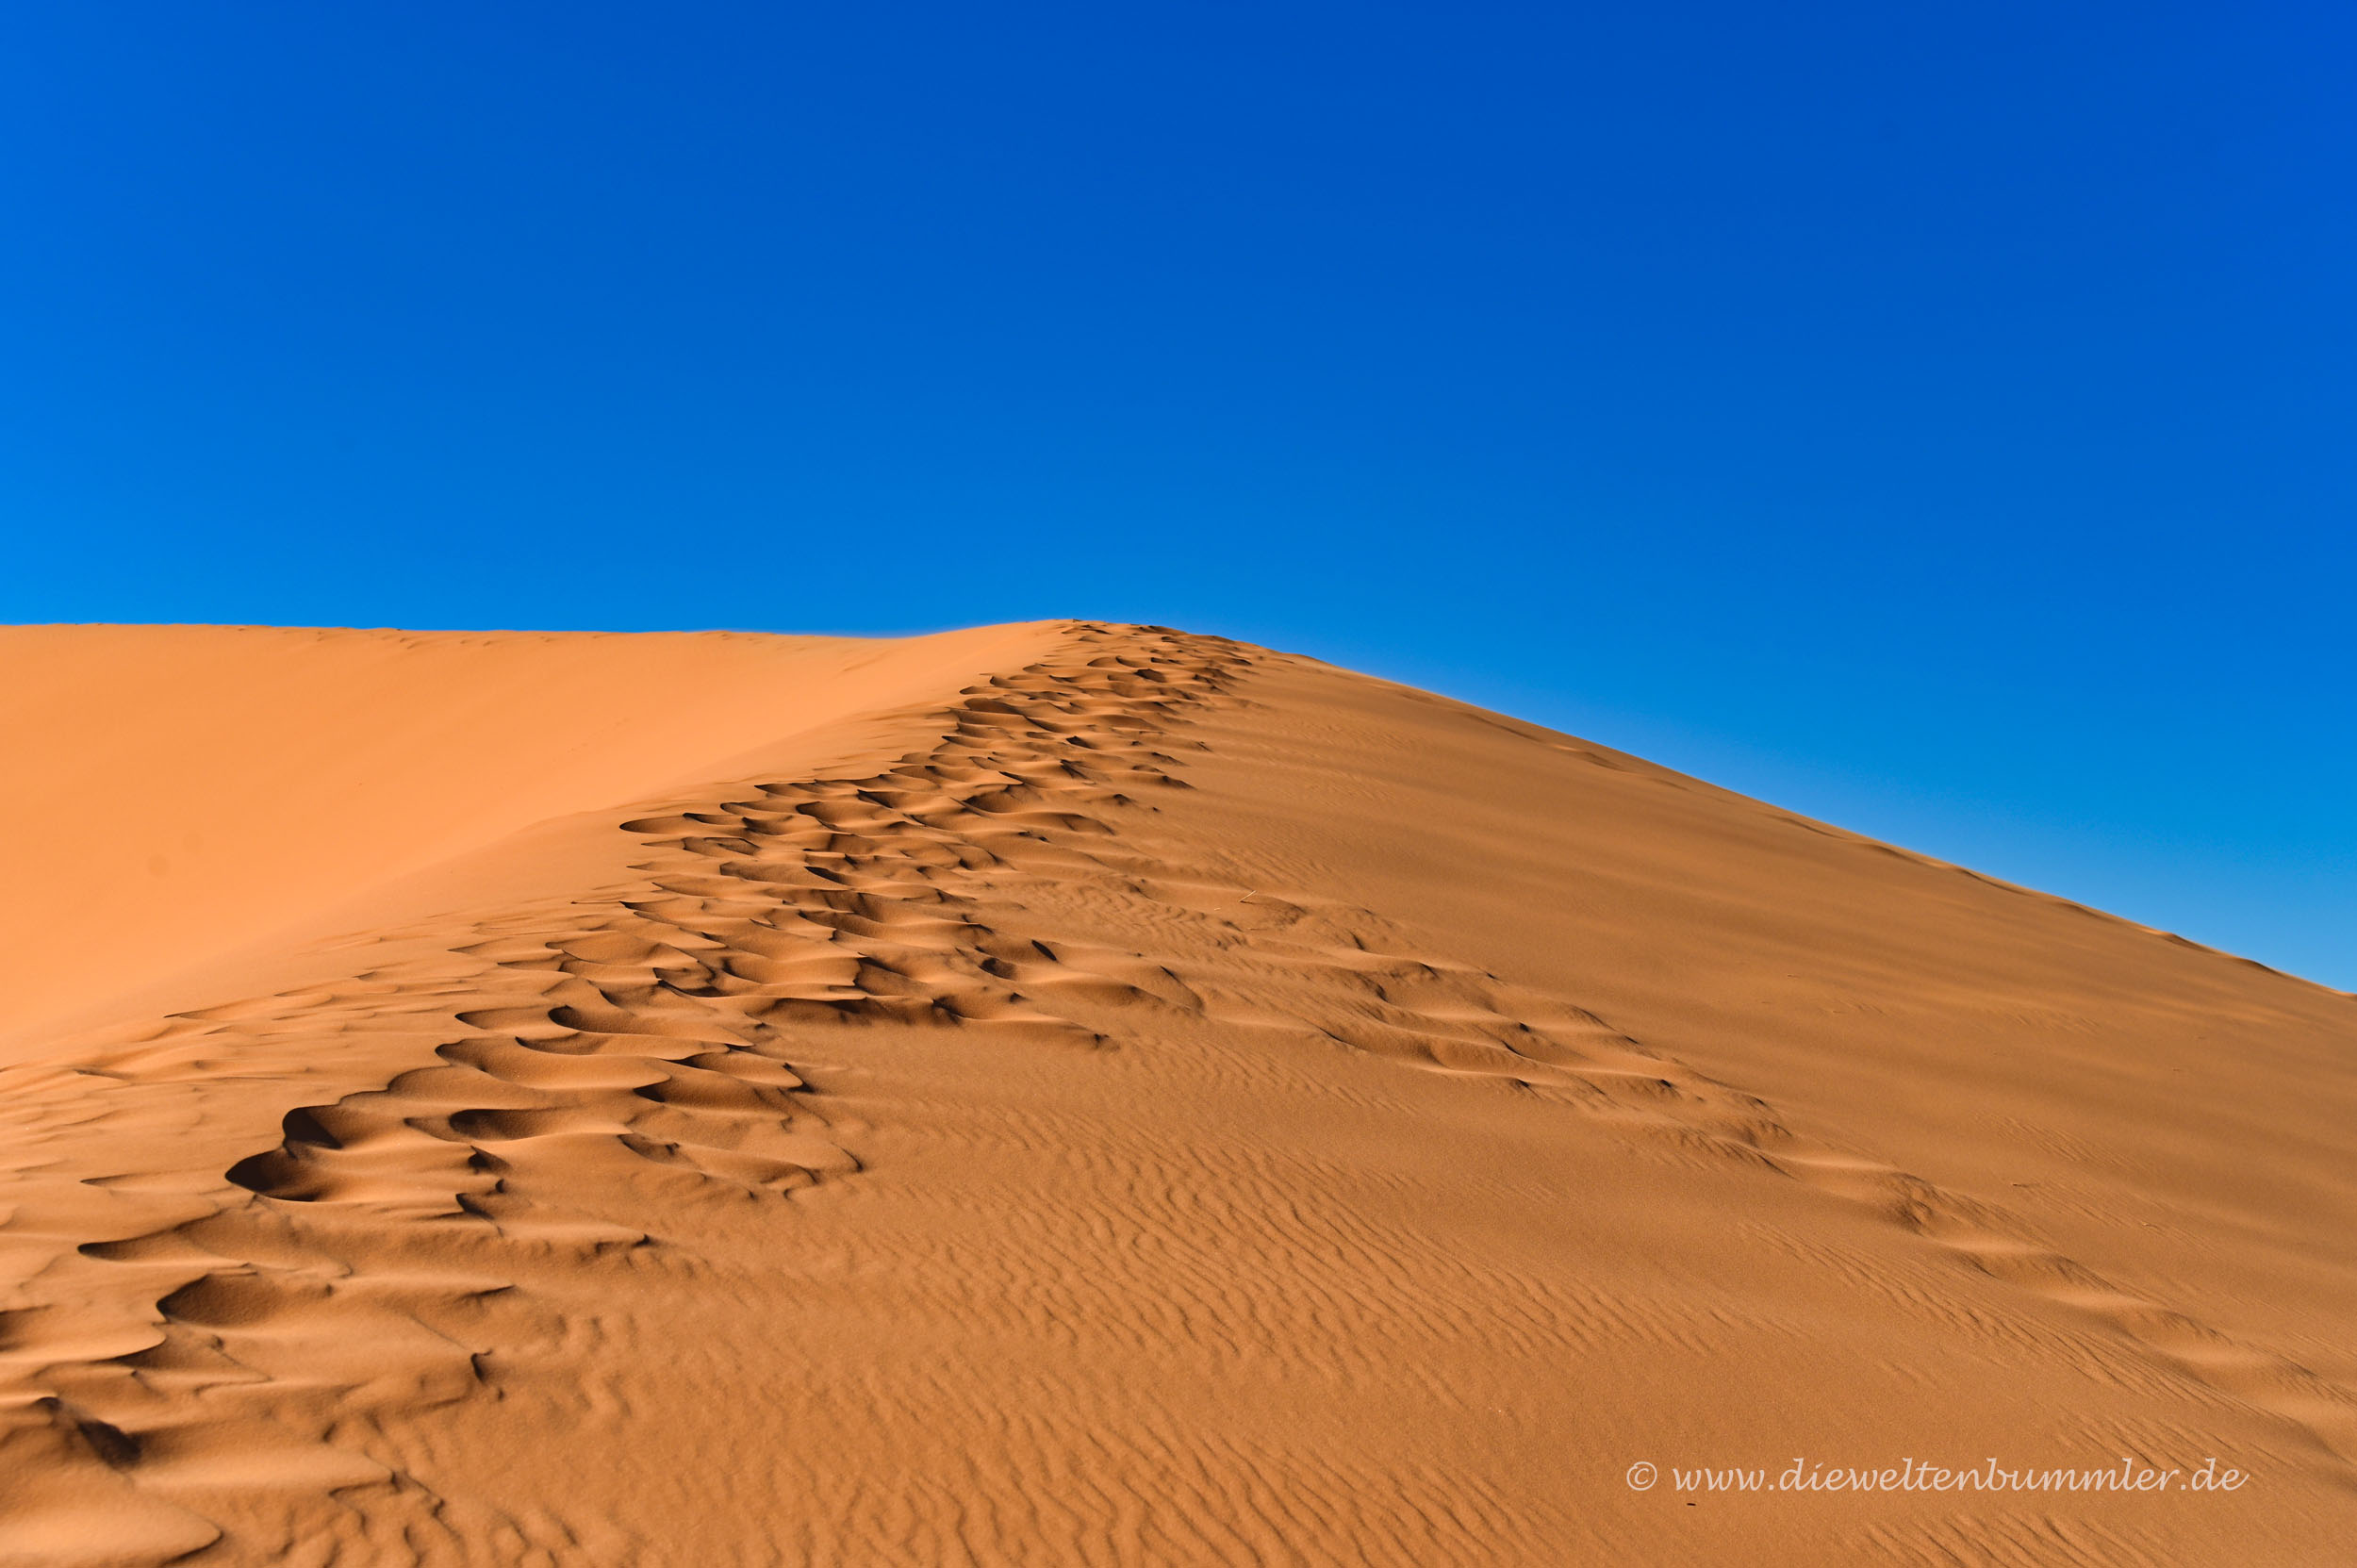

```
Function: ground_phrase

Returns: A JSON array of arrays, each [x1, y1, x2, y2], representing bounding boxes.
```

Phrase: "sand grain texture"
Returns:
[[0, 621, 2351, 1566]]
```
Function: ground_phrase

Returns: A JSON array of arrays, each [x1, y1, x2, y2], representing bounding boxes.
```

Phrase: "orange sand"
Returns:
[[0, 621, 2349, 1565]]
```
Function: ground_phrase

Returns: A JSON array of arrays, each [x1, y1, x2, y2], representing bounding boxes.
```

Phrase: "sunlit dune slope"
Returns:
[[0, 620, 2350, 1567]]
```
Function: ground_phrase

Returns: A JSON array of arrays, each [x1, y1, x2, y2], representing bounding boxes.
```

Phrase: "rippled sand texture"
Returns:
[[1, 620, 2351, 1566]]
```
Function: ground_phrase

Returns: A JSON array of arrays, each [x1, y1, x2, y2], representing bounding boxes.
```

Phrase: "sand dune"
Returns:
[[0, 621, 2350, 1566]]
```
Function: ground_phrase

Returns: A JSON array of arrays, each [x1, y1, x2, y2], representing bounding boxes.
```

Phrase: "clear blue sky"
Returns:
[[5, 4, 2350, 987]]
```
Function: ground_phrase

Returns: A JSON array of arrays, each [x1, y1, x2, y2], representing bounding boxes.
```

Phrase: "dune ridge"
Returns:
[[1, 621, 2352, 1565]]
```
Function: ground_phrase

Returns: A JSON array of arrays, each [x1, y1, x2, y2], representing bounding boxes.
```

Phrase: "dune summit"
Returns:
[[0, 620, 2350, 1566]]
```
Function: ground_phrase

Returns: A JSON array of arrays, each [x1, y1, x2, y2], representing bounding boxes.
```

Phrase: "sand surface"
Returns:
[[0, 620, 2350, 1565]]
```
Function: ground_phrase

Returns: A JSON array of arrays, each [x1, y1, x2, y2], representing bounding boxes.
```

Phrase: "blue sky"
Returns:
[[5, 3, 2350, 986]]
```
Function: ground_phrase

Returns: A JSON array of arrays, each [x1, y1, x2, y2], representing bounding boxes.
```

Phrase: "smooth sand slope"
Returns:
[[0, 621, 2351, 1566]]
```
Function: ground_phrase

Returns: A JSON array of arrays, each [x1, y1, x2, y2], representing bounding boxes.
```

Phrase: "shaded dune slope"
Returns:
[[0, 621, 2351, 1566], [0, 621, 1062, 1055]]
